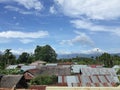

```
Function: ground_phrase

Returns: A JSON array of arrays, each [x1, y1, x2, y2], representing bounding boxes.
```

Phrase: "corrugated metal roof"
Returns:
[[46, 63, 57, 66], [0, 75, 22, 88], [30, 60, 46, 66], [66, 76, 78, 87], [71, 65, 87, 73], [58, 67, 120, 87], [21, 65, 36, 71]]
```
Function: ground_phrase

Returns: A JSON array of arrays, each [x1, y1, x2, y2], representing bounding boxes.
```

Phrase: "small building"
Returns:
[[24, 66, 71, 81], [30, 60, 46, 66], [46, 63, 58, 66], [58, 67, 119, 87], [71, 65, 87, 73], [21, 65, 36, 72], [88, 64, 103, 68], [58, 62, 73, 68], [0, 75, 28, 89], [24, 68, 40, 81]]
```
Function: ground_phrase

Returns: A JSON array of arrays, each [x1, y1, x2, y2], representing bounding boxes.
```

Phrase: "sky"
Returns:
[[0, 0, 120, 55]]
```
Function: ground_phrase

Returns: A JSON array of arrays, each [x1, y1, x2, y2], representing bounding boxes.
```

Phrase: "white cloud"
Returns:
[[0, 30, 49, 39], [57, 48, 104, 55], [19, 39, 34, 44], [71, 19, 120, 36], [57, 50, 73, 55], [14, 0, 43, 11], [11, 48, 34, 55], [54, 0, 120, 20], [60, 31, 94, 46], [70, 19, 110, 32], [4, 5, 38, 15], [49, 6, 56, 14], [5, 5, 20, 12], [81, 48, 104, 54], [54, 0, 120, 36], [3, 0, 43, 15]]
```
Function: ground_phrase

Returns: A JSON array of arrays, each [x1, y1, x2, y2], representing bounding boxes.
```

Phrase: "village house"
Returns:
[[30, 60, 46, 66], [24, 66, 71, 81], [58, 67, 120, 87], [0, 75, 28, 89]]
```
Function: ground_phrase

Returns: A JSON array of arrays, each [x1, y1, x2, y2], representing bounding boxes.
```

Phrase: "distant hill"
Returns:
[[0, 51, 2, 55], [57, 52, 120, 59], [57, 53, 102, 59]]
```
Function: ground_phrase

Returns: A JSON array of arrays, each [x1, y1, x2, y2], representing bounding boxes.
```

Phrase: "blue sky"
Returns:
[[0, 0, 120, 55]]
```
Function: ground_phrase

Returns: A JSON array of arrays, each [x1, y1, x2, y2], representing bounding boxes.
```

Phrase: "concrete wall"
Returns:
[[46, 87, 120, 90]]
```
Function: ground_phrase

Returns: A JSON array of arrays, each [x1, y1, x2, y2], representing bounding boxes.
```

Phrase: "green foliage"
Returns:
[[0, 68, 22, 75], [112, 55, 120, 65], [34, 45, 57, 63], [0, 49, 17, 69], [58, 53, 120, 67], [118, 76, 120, 81], [17, 52, 33, 64], [3, 49, 16, 65], [30, 75, 57, 85], [98, 53, 113, 67], [117, 69, 120, 75]]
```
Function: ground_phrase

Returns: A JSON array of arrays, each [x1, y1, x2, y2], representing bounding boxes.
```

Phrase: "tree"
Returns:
[[99, 53, 113, 67], [34, 45, 42, 60], [3, 49, 16, 67], [117, 69, 120, 75], [34, 45, 57, 62], [112, 55, 120, 65], [0, 54, 5, 69], [18, 52, 31, 64]]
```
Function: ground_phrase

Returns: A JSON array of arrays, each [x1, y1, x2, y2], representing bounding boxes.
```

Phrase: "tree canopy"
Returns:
[[98, 53, 113, 67], [0, 49, 16, 69], [17, 52, 33, 64], [34, 45, 57, 63]]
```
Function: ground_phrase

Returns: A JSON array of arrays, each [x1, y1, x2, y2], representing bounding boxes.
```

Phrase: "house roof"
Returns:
[[58, 67, 119, 87], [88, 65, 103, 68], [25, 68, 41, 77], [26, 66, 71, 77], [71, 65, 88, 73], [30, 60, 46, 66], [0, 75, 23, 88], [58, 75, 119, 87], [46, 63, 58, 66], [21, 65, 36, 71]]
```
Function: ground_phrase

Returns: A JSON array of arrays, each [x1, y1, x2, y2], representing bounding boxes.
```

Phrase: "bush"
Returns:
[[30, 75, 57, 85], [117, 69, 120, 75], [0, 69, 21, 75]]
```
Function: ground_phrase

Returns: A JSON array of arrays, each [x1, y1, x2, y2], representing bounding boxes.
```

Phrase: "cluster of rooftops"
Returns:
[[0, 60, 120, 89]]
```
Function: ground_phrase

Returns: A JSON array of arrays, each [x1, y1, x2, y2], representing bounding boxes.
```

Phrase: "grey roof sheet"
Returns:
[[0, 75, 23, 88], [21, 65, 36, 71], [58, 67, 120, 87]]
